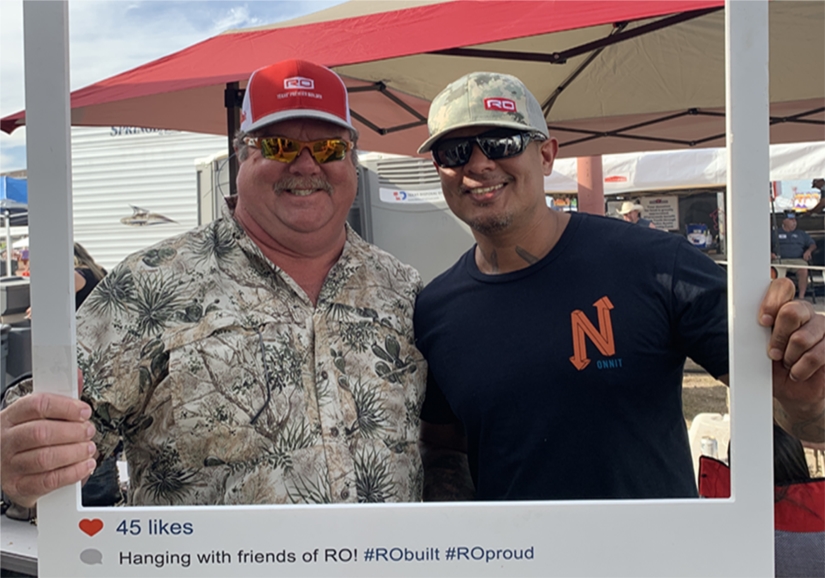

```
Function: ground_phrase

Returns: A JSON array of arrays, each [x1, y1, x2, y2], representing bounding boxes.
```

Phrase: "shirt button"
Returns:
[[321, 371, 328, 379], [340, 489, 350, 499], [330, 427, 339, 437]]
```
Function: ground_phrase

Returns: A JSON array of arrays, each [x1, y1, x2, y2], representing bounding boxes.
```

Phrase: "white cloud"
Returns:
[[0, 0, 347, 173], [212, 5, 264, 31]]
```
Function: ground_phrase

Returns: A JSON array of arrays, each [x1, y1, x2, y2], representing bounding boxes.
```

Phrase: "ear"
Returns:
[[432, 159, 449, 180], [539, 137, 559, 176]]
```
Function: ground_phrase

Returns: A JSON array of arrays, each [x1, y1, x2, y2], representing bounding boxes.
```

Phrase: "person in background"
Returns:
[[772, 425, 823, 578], [706, 426, 824, 578], [73, 242, 106, 309], [772, 423, 812, 485], [16, 249, 30, 277], [24, 243, 107, 318], [806, 177, 824, 214], [771, 212, 817, 300], [617, 201, 655, 228]]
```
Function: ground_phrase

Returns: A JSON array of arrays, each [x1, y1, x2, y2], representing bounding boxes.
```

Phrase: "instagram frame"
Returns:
[[24, 1, 775, 576]]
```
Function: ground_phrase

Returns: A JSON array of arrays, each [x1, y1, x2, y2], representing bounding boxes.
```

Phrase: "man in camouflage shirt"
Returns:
[[1, 60, 425, 507]]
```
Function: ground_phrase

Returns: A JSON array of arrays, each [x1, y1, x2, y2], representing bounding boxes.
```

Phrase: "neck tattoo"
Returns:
[[515, 246, 539, 265], [487, 249, 500, 273]]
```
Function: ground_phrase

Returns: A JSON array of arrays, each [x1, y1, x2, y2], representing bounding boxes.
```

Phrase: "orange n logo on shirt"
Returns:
[[569, 296, 615, 370]]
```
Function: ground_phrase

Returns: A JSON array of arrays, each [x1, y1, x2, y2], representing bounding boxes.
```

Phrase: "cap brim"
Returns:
[[245, 109, 358, 138], [418, 120, 540, 153]]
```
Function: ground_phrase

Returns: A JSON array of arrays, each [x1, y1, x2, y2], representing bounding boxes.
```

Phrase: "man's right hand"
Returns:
[[1, 393, 97, 508]]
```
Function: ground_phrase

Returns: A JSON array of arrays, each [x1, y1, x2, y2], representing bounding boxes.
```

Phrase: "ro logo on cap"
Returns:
[[484, 98, 516, 112], [284, 76, 315, 90]]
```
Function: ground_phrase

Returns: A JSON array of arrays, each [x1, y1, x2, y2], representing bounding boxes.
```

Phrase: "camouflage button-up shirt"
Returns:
[[75, 201, 426, 506]]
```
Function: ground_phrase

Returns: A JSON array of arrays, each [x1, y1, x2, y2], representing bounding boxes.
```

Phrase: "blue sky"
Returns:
[[0, 0, 347, 172]]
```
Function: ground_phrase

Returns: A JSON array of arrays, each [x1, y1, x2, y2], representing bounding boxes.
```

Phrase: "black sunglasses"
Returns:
[[432, 129, 546, 168]]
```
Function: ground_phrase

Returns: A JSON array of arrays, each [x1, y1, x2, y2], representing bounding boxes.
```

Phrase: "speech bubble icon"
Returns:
[[80, 549, 103, 565]]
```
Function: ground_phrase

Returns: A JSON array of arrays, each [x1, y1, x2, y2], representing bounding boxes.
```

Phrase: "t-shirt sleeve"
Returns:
[[420, 370, 459, 425], [670, 241, 729, 379], [803, 231, 815, 249]]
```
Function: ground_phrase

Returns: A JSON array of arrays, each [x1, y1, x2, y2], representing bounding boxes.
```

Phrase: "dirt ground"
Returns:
[[682, 366, 824, 477], [682, 370, 728, 429]]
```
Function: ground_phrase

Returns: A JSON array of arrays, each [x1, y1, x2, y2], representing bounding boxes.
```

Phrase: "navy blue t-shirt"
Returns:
[[772, 228, 815, 260], [416, 212, 728, 501], [75, 267, 100, 310]]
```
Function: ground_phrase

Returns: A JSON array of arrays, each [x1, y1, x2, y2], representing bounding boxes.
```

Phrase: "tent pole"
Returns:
[[225, 82, 241, 197], [4, 213, 11, 277], [770, 193, 781, 265], [576, 156, 604, 215]]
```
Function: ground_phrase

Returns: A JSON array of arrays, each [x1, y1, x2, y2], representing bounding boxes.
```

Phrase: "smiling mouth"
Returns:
[[274, 177, 333, 197], [463, 182, 506, 197], [285, 189, 318, 197]]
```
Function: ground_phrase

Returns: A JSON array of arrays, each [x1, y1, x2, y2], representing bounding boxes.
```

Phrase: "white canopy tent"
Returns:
[[545, 140, 825, 194]]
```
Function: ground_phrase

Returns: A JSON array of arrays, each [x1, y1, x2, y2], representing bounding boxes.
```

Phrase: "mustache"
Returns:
[[273, 176, 333, 194]]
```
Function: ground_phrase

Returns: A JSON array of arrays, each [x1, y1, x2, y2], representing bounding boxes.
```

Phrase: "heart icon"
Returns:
[[79, 518, 104, 537]]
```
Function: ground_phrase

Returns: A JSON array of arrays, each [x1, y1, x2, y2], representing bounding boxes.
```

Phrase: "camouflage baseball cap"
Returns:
[[418, 71, 549, 153]]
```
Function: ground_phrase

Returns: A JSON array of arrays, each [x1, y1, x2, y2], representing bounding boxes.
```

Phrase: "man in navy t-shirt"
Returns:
[[414, 71, 825, 502]]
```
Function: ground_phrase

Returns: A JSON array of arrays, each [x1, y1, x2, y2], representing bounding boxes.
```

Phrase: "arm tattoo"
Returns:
[[420, 443, 475, 501], [791, 411, 825, 444], [515, 246, 539, 265], [774, 403, 825, 444]]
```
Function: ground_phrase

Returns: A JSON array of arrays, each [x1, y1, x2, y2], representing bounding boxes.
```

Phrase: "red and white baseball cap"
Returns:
[[240, 59, 357, 136]]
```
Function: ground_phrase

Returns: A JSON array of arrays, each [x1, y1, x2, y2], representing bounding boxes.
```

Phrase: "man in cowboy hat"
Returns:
[[617, 201, 655, 228]]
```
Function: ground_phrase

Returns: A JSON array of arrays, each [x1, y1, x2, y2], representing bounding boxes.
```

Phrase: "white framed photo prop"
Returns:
[[25, 1, 776, 576]]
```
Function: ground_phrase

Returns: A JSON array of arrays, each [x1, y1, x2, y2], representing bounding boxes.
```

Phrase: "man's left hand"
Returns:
[[760, 278, 825, 443]]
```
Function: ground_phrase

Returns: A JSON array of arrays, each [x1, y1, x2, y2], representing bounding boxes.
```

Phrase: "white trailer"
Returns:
[[71, 126, 226, 270]]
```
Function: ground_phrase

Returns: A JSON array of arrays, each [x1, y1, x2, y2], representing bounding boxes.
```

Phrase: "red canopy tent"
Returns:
[[3, 0, 822, 160], [2, 0, 823, 175]]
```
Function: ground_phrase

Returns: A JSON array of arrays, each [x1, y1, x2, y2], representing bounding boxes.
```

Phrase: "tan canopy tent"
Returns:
[[3, 0, 822, 160]]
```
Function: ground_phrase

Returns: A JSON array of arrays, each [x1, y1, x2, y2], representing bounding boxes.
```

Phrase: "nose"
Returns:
[[463, 141, 495, 174], [288, 146, 322, 176]]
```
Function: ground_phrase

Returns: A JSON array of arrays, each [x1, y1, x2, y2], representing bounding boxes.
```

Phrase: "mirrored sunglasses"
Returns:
[[432, 130, 546, 168], [244, 136, 353, 164]]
